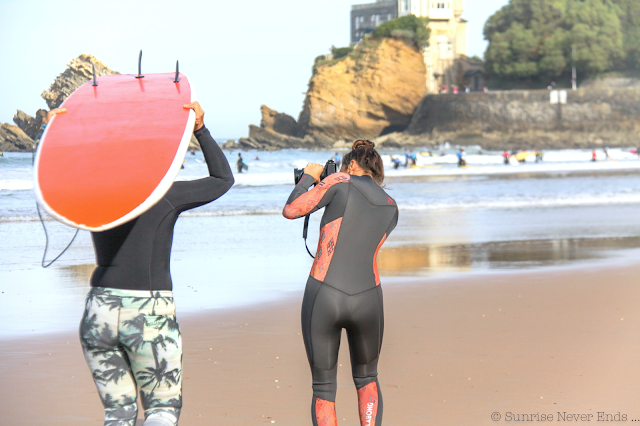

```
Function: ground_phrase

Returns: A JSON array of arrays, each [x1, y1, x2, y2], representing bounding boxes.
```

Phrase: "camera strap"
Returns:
[[302, 214, 315, 259]]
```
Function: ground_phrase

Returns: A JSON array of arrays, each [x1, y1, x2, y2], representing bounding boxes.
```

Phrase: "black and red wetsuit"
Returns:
[[283, 172, 398, 426]]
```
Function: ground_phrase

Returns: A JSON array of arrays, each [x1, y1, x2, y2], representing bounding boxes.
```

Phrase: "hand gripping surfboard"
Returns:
[[34, 72, 196, 231]]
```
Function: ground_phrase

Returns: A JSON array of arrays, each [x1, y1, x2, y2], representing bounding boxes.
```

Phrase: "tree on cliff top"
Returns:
[[372, 15, 431, 49], [484, 0, 623, 84]]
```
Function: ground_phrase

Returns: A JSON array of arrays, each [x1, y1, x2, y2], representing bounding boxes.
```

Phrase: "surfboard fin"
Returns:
[[136, 50, 144, 78], [91, 62, 98, 86], [173, 61, 181, 83]]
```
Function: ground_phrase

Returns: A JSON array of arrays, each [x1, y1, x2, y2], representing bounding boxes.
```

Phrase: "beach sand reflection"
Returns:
[[377, 236, 640, 276]]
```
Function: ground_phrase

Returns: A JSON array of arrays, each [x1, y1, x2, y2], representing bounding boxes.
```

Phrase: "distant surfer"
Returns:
[[535, 148, 543, 163], [236, 153, 248, 173], [592, 149, 597, 162], [190, 148, 196, 155], [457, 148, 466, 167], [502, 150, 510, 165], [78, 101, 234, 426]]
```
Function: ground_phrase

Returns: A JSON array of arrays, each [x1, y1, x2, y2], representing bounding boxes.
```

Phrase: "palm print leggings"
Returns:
[[79, 287, 182, 426]]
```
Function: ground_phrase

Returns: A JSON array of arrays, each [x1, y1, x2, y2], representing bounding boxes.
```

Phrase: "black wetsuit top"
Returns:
[[283, 172, 398, 426], [90, 126, 234, 291]]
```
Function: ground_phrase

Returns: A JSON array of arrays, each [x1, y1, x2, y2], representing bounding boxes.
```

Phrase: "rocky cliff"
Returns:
[[299, 38, 426, 141], [41, 54, 118, 109], [0, 124, 34, 152], [13, 109, 47, 140], [235, 37, 427, 150], [0, 54, 118, 152]]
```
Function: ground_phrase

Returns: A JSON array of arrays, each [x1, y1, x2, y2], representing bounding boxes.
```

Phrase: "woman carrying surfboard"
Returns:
[[77, 101, 234, 426]]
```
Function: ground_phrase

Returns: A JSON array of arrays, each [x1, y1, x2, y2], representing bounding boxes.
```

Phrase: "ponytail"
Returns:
[[340, 139, 385, 185]]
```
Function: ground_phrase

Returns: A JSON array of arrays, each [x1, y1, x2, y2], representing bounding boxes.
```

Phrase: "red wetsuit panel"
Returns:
[[315, 398, 337, 426], [311, 217, 343, 282], [358, 382, 379, 426], [283, 173, 350, 219], [373, 234, 386, 286]]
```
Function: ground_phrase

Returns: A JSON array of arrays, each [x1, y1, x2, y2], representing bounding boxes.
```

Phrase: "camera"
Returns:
[[294, 160, 338, 185]]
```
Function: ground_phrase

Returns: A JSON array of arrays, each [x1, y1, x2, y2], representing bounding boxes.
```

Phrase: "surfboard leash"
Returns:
[[36, 203, 79, 268]]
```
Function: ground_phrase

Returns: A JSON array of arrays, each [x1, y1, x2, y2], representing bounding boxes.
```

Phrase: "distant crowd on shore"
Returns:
[[384, 144, 640, 170], [438, 84, 489, 94]]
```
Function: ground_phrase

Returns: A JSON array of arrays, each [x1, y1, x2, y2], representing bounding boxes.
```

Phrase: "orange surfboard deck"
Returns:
[[34, 73, 195, 231]]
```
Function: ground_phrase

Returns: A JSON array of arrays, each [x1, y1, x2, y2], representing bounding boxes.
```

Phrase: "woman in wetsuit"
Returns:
[[79, 102, 234, 426], [283, 140, 398, 426]]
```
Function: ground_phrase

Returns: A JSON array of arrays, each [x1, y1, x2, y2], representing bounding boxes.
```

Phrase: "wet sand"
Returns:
[[2, 262, 640, 425]]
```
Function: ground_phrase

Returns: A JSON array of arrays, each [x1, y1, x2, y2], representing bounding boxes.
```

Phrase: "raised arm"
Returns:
[[167, 102, 234, 212], [282, 170, 350, 219]]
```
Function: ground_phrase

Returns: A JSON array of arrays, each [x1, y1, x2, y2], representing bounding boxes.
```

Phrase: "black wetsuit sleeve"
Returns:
[[166, 126, 234, 213], [283, 173, 349, 219]]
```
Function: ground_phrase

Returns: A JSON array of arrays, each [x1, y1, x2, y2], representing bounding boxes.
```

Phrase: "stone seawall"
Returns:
[[401, 88, 640, 149]]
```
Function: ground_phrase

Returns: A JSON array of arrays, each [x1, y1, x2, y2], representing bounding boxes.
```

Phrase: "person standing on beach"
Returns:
[[283, 139, 398, 426], [79, 102, 234, 426], [333, 152, 342, 169]]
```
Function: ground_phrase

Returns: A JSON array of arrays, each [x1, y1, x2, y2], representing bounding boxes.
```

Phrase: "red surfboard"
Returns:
[[34, 73, 196, 231]]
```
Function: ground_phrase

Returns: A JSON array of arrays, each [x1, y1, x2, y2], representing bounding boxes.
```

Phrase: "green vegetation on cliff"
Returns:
[[372, 14, 431, 49], [484, 0, 627, 86], [315, 14, 430, 73]]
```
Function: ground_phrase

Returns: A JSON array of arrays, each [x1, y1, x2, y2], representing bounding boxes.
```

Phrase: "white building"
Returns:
[[398, 0, 467, 92]]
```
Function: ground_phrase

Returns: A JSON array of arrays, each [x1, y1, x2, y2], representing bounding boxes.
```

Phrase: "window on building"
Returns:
[[355, 17, 360, 30], [403, 0, 409, 12], [388, 13, 392, 21]]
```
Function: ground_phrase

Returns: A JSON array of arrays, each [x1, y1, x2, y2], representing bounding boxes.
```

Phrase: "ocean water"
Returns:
[[2, 146, 640, 338]]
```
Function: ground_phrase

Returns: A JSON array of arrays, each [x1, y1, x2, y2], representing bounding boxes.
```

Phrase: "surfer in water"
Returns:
[[283, 139, 398, 426], [78, 101, 233, 426], [236, 153, 248, 173]]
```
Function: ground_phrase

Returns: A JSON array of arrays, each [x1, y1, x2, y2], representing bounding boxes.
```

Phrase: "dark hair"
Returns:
[[340, 139, 384, 185]]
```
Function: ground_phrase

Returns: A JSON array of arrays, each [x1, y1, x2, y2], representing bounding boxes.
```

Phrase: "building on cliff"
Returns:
[[350, 1, 398, 43], [351, 0, 468, 93]]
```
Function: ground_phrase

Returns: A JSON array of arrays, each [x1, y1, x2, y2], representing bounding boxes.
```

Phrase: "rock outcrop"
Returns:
[[41, 54, 118, 109], [235, 125, 320, 151], [0, 124, 34, 152], [298, 38, 426, 141], [13, 109, 47, 140], [260, 105, 299, 136], [234, 105, 319, 150], [1, 54, 118, 152]]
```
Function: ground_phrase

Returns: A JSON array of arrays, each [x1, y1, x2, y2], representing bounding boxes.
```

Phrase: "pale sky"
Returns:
[[0, 0, 508, 139]]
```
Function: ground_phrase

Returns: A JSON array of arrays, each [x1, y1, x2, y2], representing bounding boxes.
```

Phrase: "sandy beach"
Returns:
[[2, 261, 639, 425]]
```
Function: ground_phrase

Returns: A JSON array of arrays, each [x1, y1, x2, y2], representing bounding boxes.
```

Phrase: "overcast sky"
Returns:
[[0, 0, 508, 139]]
